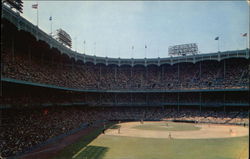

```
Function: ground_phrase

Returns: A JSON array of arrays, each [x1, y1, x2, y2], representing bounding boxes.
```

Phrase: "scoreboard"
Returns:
[[168, 43, 198, 56], [55, 29, 72, 48]]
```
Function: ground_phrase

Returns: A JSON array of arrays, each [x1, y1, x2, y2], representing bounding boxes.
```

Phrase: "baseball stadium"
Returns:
[[1, 1, 249, 159]]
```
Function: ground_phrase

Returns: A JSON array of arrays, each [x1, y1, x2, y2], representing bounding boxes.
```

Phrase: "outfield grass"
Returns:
[[52, 122, 249, 159], [133, 122, 201, 131], [51, 123, 115, 159], [87, 135, 248, 159]]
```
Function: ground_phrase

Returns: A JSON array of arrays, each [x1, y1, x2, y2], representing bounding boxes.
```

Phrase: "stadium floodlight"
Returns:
[[168, 43, 198, 56], [55, 29, 72, 48], [3, 0, 23, 13]]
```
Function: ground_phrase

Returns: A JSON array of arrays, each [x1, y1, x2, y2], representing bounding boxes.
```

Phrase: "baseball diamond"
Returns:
[[1, 1, 249, 159]]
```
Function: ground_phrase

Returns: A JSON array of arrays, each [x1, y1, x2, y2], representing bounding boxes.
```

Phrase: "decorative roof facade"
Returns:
[[2, 4, 249, 67]]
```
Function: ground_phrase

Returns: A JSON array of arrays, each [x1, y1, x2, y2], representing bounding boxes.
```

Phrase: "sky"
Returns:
[[20, 1, 249, 58]]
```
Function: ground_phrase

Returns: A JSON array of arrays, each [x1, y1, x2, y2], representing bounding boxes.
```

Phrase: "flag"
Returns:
[[215, 37, 219, 40], [49, 16, 52, 21], [242, 33, 247, 37], [32, 3, 38, 9]]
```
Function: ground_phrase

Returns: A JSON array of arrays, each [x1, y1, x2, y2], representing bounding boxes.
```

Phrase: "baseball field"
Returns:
[[53, 121, 249, 159]]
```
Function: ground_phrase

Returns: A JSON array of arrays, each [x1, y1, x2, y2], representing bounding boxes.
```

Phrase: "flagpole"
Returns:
[[131, 46, 134, 58], [132, 46, 133, 58], [94, 42, 96, 56], [50, 17, 52, 36], [246, 35, 248, 49], [105, 47, 108, 57], [37, 2, 39, 27], [131, 46, 132, 58], [118, 46, 120, 58], [84, 41, 86, 54], [218, 39, 220, 52], [241, 33, 248, 49]]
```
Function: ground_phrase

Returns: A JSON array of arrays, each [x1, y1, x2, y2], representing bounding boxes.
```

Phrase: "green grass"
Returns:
[[88, 135, 248, 159], [51, 122, 115, 159], [133, 122, 201, 131], [72, 145, 108, 159], [52, 122, 249, 159]]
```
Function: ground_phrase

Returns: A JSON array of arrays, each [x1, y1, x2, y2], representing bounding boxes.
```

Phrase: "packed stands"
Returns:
[[1, 107, 249, 157], [2, 47, 249, 91], [1, 6, 249, 159]]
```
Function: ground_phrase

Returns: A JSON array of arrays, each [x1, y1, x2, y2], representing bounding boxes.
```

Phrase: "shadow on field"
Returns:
[[74, 145, 108, 159], [51, 122, 116, 159]]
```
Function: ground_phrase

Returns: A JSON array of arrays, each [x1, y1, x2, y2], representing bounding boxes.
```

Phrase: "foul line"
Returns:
[[72, 146, 87, 159]]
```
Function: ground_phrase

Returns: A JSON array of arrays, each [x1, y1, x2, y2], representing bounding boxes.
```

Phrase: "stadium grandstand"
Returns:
[[0, 2, 249, 159]]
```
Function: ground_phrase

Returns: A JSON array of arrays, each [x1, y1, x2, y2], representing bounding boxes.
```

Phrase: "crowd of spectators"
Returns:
[[1, 18, 249, 159], [1, 38, 249, 158], [0, 107, 248, 157], [162, 109, 249, 124], [2, 48, 249, 91]]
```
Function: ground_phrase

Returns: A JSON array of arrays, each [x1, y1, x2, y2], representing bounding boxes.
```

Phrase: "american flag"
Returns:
[[32, 4, 38, 9], [242, 33, 247, 37]]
